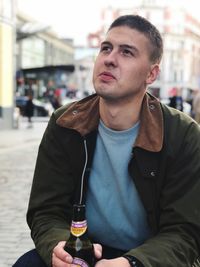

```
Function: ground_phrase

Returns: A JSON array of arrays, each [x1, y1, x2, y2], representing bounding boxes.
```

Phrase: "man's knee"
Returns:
[[12, 249, 48, 267]]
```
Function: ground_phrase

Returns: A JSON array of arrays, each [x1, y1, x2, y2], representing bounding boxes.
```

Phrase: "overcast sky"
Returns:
[[17, 0, 199, 46]]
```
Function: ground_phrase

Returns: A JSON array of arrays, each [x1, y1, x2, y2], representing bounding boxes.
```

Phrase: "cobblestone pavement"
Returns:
[[0, 117, 49, 267]]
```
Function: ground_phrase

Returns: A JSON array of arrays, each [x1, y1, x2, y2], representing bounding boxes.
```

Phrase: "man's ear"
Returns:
[[146, 64, 160, 85]]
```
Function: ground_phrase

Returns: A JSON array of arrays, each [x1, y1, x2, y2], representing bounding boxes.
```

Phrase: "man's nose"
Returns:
[[104, 51, 117, 67]]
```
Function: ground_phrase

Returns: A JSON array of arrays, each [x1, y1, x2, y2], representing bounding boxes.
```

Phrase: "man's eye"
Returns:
[[100, 46, 111, 53], [122, 49, 133, 56]]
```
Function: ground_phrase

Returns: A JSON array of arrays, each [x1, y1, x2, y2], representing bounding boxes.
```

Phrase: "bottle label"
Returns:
[[71, 220, 87, 236], [72, 257, 89, 267]]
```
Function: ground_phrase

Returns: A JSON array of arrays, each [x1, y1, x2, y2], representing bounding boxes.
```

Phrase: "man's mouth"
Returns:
[[99, 72, 116, 81]]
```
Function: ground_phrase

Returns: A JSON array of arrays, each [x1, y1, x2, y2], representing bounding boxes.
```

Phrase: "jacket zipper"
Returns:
[[79, 138, 88, 204]]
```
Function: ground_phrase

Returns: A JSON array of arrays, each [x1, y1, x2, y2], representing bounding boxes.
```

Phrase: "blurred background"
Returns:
[[1, 0, 200, 266], [1, 0, 200, 129]]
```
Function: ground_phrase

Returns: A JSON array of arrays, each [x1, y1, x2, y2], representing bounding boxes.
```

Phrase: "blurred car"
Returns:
[[33, 98, 54, 116], [61, 97, 80, 106], [16, 96, 52, 117]]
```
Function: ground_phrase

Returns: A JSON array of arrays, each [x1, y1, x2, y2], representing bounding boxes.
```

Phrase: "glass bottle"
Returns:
[[64, 204, 95, 267]]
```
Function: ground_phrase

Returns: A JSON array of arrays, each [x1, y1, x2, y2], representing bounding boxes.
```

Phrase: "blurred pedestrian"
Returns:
[[25, 95, 34, 128], [193, 89, 200, 123], [168, 87, 183, 111], [50, 95, 62, 110]]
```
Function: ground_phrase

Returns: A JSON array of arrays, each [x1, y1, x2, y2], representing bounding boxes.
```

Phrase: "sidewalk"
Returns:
[[0, 117, 49, 151], [0, 117, 49, 267]]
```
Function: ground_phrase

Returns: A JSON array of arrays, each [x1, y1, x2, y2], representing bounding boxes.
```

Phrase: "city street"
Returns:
[[0, 117, 49, 267]]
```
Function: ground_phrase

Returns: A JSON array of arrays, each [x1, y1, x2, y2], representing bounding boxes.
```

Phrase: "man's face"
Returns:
[[93, 26, 158, 101]]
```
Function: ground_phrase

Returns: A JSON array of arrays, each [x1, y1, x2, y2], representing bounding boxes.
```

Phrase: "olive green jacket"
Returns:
[[27, 93, 200, 267]]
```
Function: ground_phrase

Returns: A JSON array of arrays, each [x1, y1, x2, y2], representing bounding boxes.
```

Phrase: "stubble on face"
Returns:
[[92, 26, 154, 104]]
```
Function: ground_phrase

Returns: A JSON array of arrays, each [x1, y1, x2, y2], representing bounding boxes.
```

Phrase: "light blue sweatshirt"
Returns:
[[86, 120, 151, 250]]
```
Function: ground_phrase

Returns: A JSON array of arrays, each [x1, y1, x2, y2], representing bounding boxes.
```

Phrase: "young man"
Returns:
[[14, 15, 200, 267]]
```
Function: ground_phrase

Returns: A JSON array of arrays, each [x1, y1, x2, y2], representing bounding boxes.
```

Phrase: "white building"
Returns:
[[16, 12, 75, 98], [87, 1, 200, 99]]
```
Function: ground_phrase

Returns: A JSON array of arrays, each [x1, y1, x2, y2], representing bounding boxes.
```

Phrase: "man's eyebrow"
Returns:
[[101, 42, 139, 53], [119, 44, 139, 54], [101, 41, 112, 46]]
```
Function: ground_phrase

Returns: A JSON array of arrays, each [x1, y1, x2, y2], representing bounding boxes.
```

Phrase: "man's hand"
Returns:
[[52, 241, 102, 267], [95, 257, 131, 267]]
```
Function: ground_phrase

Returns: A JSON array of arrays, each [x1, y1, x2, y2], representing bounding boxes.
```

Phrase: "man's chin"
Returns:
[[96, 91, 117, 101]]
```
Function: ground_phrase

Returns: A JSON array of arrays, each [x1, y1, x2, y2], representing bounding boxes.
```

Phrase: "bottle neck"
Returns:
[[72, 204, 86, 221], [71, 204, 87, 237]]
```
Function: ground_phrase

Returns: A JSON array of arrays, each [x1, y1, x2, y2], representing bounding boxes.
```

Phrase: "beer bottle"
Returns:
[[64, 204, 95, 267]]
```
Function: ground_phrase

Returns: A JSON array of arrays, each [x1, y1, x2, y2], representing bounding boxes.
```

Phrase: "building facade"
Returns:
[[88, 1, 200, 99], [0, 0, 15, 129], [16, 12, 75, 99]]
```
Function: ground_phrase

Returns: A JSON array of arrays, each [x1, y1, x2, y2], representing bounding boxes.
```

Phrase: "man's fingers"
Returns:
[[52, 241, 102, 266], [52, 253, 71, 267], [94, 243, 102, 259], [52, 241, 73, 263]]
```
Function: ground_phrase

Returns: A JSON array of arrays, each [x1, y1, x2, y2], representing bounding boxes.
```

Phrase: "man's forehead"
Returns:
[[103, 27, 149, 48], [105, 26, 147, 42]]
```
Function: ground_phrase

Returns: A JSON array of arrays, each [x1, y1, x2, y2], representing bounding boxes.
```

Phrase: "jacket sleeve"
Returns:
[[26, 113, 78, 267], [126, 119, 200, 267]]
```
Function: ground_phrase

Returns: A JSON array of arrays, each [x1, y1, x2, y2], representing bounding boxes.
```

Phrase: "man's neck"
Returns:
[[99, 96, 144, 131]]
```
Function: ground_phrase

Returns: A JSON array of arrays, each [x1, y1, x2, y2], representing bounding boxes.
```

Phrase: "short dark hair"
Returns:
[[108, 15, 163, 63]]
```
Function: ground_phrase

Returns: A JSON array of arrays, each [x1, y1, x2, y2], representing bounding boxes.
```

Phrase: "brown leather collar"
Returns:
[[56, 93, 163, 152]]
